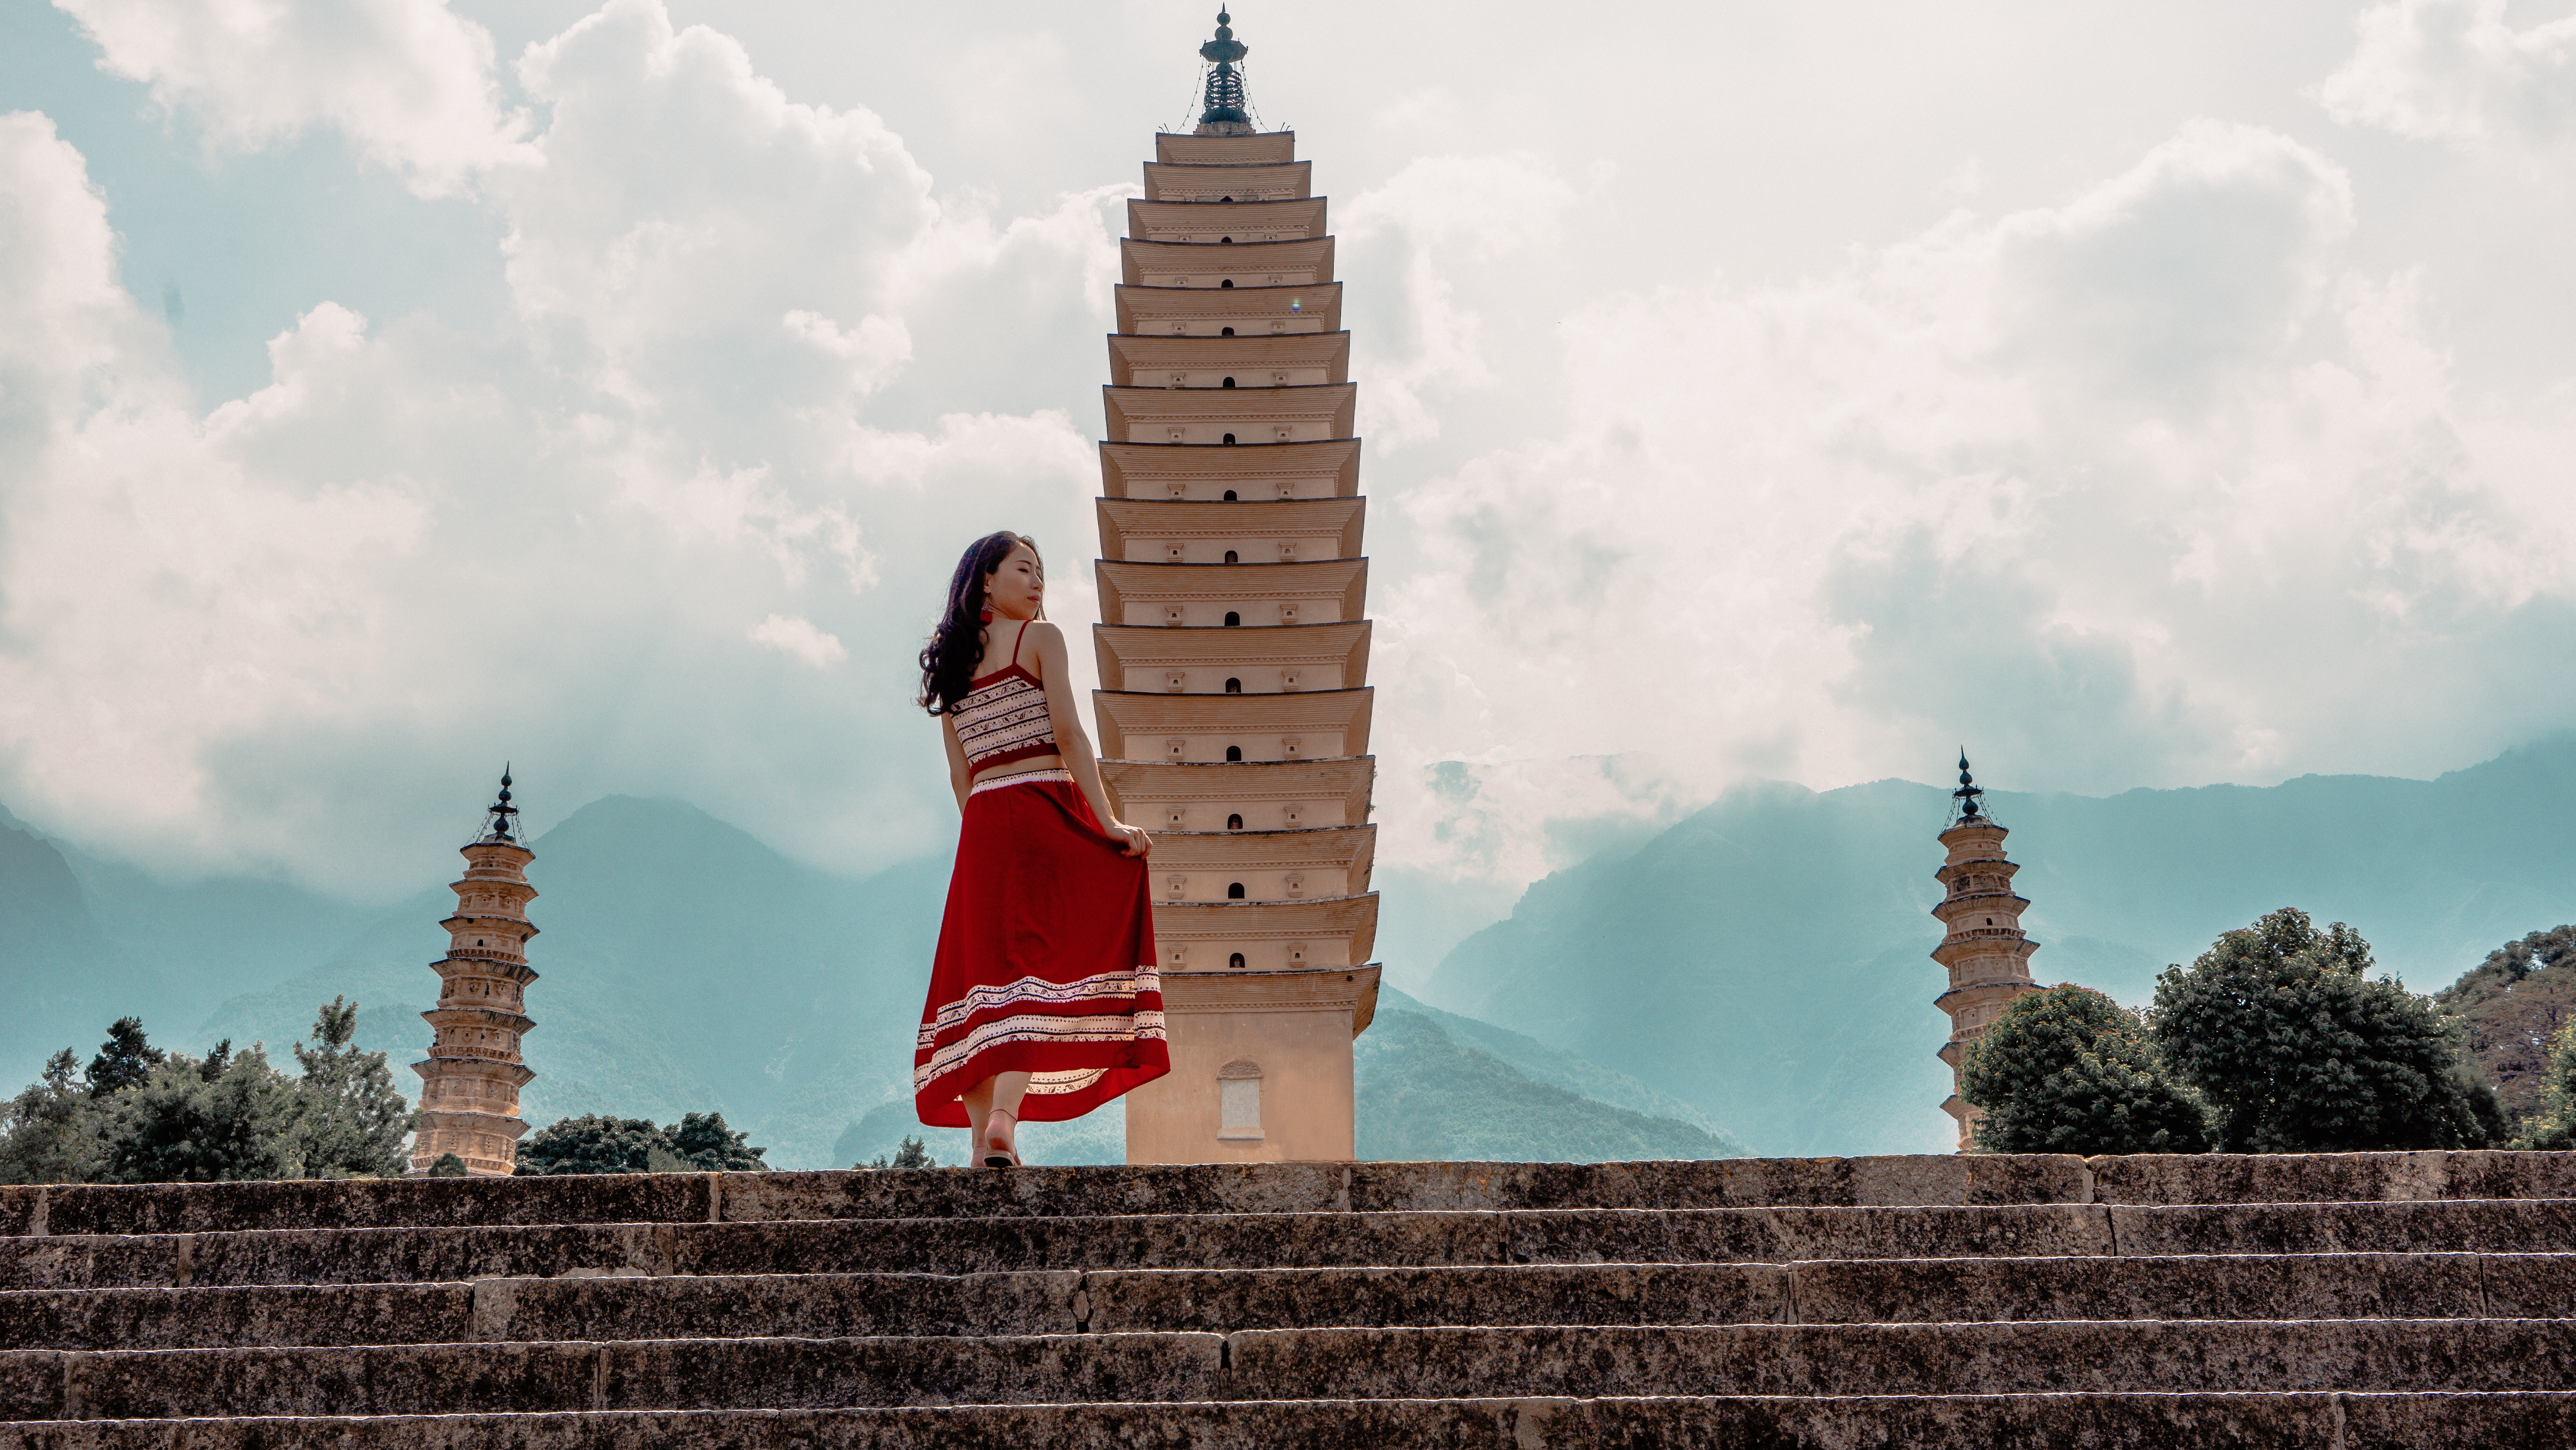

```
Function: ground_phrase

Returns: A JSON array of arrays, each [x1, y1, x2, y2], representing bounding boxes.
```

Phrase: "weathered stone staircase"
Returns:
[[4, 1152, 2574, 1447]]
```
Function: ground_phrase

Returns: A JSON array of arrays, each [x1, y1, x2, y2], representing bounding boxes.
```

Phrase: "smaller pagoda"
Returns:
[[1929, 754, 2042, 1151], [408, 770, 539, 1176]]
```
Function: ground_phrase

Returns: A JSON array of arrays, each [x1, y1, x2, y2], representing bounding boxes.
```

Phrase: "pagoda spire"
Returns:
[[1195, 9, 1254, 136], [409, 768, 540, 1176], [1928, 753, 2042, 1151]]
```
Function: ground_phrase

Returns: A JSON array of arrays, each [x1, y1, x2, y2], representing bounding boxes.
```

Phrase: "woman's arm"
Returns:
[[941, 714, 971, 813], [1029, 621, 1150, 857]]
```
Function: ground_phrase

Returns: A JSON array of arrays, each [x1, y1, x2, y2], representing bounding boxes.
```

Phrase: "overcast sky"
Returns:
[[4, 0, 2576, 902]]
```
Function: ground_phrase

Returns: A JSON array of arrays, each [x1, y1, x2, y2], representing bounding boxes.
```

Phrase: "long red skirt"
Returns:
[[913, 772, 1169, 1126]]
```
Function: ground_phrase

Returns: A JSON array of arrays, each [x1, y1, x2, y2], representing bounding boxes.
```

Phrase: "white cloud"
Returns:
[[0, 3, 1119, 892], [1340, 154, 1577, 449], [1376, 120, 2576, 884], [748, 613, 847, 668], [52, 0, 532, 195], [2318, 0, 2576, 143]]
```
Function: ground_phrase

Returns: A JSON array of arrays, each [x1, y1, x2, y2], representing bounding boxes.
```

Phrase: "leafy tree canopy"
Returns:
[[87, 1017, 163, 1098], [0, 1050, 105, 1185], [868, 1135, 936, 1169], [282, 996, 416, 1179], [519, 1112, 767, 1176], [2511, 1018, 2576, 1148], [1960, 984, 2211, 1155], [3, 1002, 423, 1185], [2151, 908, 2505, 1153], [98, 1045, 297, 1184]]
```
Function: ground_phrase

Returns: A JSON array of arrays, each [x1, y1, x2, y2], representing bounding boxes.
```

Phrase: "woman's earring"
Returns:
[[979, 607, 994, 624]]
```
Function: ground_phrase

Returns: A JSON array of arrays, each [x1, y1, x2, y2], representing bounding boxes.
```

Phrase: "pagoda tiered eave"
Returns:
[[1153, 892, 1379, 957], [1116, 282, 1343, 336], [1142, 160, 1311, 201], [1126, 198, 1325, 244], [1107, 331, 1350, 387], [1928, 889, 2031, 924], [1093, 687, 1373, 761], [1155, 131, 1296, 164], [1098, 497, 1365, 560], [1121, 236, 1335, 288], [1105, 381, 1356, 444], [1101, 755, 1375, 830], [1150, 822, 1374, 869], [1101, 438, 1362, 499], [1097, 620, 1368, 693], [1097, 557, 1367, 625]]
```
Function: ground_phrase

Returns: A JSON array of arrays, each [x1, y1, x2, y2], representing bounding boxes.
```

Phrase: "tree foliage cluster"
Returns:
[[516, 1112, 768, 1175], [0, 999, 417, 1184], [1962, 909, 2505, 1155], [866, 1136, 936, 1169]]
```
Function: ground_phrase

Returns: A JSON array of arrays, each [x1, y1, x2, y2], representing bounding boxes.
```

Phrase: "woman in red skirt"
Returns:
[[913, 530, 1167, 1167]]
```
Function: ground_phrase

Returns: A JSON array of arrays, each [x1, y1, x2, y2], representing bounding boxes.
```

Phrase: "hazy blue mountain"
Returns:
[[195, 796, 948, 1169], [1354, 1007, 1745, 1162], [828, 986, 1748, 1169], [0, 816, 131, 1079], [1421, 736, 2576, 1157], [0, 803, 373, 1087]]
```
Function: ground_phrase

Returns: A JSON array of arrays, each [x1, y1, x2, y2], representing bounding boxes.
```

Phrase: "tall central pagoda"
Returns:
[[1097, 10, 1381, 1163]]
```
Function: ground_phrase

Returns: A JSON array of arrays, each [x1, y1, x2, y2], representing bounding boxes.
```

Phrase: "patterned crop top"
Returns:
[[951, 624, 1060, 774]]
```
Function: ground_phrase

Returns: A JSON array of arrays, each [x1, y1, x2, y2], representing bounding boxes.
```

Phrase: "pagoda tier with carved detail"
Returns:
[[1928, 755, 2043, 1152], [1097, 11, 1380, 1164], [408, 773, 539, 1176]]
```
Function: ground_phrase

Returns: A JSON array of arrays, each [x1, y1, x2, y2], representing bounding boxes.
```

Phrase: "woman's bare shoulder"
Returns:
[[1027, 619, 1070, 649]]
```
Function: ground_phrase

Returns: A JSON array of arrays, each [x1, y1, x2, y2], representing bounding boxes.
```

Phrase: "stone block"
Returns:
[[2110, 1198, 2576, 1257], [1785, 1251, 2492, 1325], [1219, 1318, 2576, 1399], [0, 1282, 475, 1351], [1079, 1263, 1792, 1333]]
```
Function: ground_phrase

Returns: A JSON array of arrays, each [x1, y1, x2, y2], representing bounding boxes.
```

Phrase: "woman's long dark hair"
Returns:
[[918, 531, 1044, 715]]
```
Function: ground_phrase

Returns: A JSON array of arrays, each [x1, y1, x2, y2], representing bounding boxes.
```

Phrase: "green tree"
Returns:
[[1959, 985, 2211, 1154], [867, 1135, 936, 1169], [282, 997, 416, 1178], [0, 1050, 107, 1184], [2513, 1022, 2576, 1149], [2151, 908, 2504, 1153], [518, 1114, 666, 1175], [518, 1112, 769, 1175], [98, 1046, 297, 1183], [425, 1153, 470, 1176], [667, 1112, 766, 1171], [86, 1017, 163, 1097]]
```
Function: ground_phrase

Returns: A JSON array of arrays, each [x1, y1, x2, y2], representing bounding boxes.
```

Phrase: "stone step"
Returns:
[[1, 1320, 2570, 1421], [9, 1199, 2575, 1290], [6, 1394, 2574, 1450], [0, 1392, 2571, 1450], [6, 1253, 2571, 1351], [9, 1152, 2573, 1237]]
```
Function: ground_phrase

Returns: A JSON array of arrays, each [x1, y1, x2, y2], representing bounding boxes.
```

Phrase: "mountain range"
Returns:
[[1, 795, 1737, 1168], [12, 737, 2576, 1165], [1421, 736, 2576, 1155]]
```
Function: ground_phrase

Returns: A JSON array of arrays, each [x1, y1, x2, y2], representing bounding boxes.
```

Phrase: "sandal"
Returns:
[[981, 1107, 1021, 1169]]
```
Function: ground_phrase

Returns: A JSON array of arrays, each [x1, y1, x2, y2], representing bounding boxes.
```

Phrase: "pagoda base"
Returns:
[[1125, 965, 1380, 1164], [410, 1106, 531, 1177]]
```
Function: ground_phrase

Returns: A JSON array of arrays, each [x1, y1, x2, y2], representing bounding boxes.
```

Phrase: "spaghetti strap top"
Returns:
[[951, 621, 1062, 774]]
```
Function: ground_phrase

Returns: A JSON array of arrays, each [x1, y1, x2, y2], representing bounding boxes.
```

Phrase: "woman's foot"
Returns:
[[980, 1107, 1020, 1168]]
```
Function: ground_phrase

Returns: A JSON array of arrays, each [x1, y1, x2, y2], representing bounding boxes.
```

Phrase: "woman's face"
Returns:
[[985, 542, 1044, 621]]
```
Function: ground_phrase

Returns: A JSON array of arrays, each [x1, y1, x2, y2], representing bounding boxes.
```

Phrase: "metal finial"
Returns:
[[1948, 749, 1991, 826], [476, 766, 521, 845], [1197, 7, 1252, 129]]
